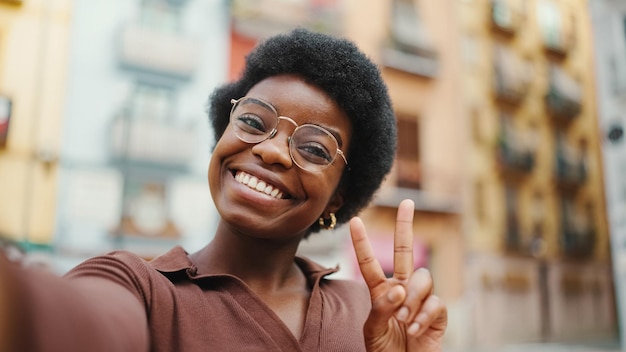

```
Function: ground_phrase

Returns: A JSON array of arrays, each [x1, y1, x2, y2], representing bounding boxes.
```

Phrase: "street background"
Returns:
[[0, 0, 625, 350]]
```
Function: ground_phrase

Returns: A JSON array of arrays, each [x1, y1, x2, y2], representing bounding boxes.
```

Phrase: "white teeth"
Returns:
[[234, 171, 284, 199], [249, 177, 258, 188]]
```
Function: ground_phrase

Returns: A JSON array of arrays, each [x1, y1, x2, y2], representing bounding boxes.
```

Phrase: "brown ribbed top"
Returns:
[[8, 246, 371, 351]]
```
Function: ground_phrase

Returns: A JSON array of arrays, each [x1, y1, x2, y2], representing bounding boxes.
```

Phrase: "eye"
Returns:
[[296, 141, 333, 164], [235, 113, 267, 135]]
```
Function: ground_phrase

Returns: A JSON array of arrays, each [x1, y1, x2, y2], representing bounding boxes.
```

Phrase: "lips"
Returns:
[[234, 170, 286, 199]]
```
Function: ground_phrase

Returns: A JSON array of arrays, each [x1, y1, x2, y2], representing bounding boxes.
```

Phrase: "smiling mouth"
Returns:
[[234, 170, 287, 199]]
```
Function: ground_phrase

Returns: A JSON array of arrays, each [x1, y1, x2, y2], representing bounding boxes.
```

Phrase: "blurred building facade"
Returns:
[[456, 0, 614, 346], [0, 0, 230, 270], [0, 0, 71, 248], [52, 0, 228, 266], [228, 0, 617, 348]]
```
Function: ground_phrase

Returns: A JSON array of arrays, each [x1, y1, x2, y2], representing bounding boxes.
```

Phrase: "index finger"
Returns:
[[394, 199, 415, 282], [350, 216, 387, 295]]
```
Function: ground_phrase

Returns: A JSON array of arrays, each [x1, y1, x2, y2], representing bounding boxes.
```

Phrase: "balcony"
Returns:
[[537, 1, 573, 58], [381, 0, 438, 78], [497, 123, 537, 174], [231, 0, 343, 38], [381, 41, 439, 78], [110, 114, 196, 168], [555, 152, 587, 187], [499, 143, 534, 173], [561, 227, 595, 259], [541, 29, 573, 58], [545, 66, 582, 121], [490, 0, 523, 36], [493, 46, 531, 106], [560, 199, 595, 259], [117, 23, 200, 79]]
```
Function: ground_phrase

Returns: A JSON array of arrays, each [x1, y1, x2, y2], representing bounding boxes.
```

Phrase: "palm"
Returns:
[[350, 199, 447, 352]]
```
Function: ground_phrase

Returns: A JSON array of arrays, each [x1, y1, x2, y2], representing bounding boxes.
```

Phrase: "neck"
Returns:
[[189, 221, 306, 291]]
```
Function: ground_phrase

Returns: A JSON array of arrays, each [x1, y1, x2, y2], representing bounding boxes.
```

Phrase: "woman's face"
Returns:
[[208, 74, 352, 240]]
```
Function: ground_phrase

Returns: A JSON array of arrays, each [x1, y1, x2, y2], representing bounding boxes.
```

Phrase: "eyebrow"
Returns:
[[241, 97, 276, 111], [316, 124, 344, 148], [244, 96, 346, 148]]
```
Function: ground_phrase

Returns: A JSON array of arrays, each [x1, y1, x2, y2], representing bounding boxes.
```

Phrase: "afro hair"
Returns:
[[207, 28, 397, 234]]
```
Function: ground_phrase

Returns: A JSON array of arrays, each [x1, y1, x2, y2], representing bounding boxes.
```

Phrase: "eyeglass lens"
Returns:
[[230, 98, 341, 171]]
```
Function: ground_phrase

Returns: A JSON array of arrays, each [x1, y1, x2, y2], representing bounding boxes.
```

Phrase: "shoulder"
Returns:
[[65, 250, 151, 279], [63, 247, 190, 304]]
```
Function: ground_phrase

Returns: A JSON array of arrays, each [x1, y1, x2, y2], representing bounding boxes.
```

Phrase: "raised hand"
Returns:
[[349, 199, 447, 352]]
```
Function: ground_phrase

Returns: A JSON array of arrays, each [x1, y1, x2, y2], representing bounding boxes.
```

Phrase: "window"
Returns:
[[560, 197, 595, 258], [536, 0, 572, 54], [131, 83, 175, 121], [382, 0, 438, 77], [493, 45, 532, 105], [396, 116, 420, 189], [545, 64, 582, 120], [390, 0, 430, 51]]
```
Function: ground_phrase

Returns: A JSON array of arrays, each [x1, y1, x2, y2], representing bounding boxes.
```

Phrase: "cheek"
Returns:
[[207, 136, 234, 189], [302, 170, 343, 202]]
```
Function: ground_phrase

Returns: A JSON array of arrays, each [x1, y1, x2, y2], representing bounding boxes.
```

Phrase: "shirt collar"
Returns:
[[149, 245, 340, 281]]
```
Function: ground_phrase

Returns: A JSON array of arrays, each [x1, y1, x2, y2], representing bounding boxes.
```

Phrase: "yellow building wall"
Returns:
[[461, 0, 609, 262], [0, 0, 72, 244]]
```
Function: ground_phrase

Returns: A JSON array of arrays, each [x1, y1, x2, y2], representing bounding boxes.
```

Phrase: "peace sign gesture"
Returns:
[[350, 199, 448, 351]]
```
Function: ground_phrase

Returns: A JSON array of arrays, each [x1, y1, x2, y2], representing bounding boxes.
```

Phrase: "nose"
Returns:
[[251, 128, 294, 169]]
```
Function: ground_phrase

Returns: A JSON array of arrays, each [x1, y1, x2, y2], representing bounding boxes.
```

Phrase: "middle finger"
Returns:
[[394, 199, 415, 282]]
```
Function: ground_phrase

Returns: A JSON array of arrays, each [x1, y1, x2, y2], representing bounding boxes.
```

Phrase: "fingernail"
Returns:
[[396, 307, 409, 322], [408, 322, 420, 335]]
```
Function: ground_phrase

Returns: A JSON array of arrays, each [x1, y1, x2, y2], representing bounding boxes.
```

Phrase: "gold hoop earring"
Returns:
[[318, 213, 337, 230]]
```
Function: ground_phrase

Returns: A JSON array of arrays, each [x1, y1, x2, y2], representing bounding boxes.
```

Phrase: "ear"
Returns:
[[323, 190, 344, 216]]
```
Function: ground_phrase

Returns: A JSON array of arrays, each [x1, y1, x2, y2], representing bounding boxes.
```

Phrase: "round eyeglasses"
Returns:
[[229, 97, 348, 172]]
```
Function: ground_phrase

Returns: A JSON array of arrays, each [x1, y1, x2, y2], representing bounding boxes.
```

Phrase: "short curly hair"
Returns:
[[207, 28, 397, 234]]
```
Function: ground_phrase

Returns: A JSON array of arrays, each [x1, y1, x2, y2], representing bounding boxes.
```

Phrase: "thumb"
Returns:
[[365, 284, 406, 336]]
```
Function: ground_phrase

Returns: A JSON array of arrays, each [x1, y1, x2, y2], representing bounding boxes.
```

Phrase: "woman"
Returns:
[[0, 28, 446, 351]]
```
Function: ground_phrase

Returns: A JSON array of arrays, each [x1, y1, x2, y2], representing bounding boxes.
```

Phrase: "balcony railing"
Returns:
[[545, 66, 582, 121], [537, 1, 573, 57], [490, 0, 522, 35], [545, 90, 582, 121], [117, 23, 200, 78], [497, 126, 537, 173], [110, 114, 196, 168], [381, 44, 439, 78], [555, 152, 587, 187], [561, 227, 595, 259], [493, 46, 531, 105], [499, 143, 535, 172], [231, 0, 343, 38], [381, 0, 438, 78]]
